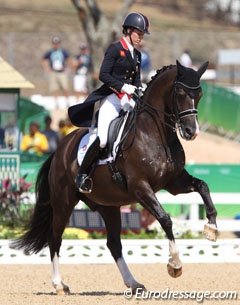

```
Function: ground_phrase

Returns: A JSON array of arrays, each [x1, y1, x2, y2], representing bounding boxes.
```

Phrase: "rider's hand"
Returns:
[[121, 84, 137, 95], [131, 87, 144, 100], [120, 94, 136, 112]]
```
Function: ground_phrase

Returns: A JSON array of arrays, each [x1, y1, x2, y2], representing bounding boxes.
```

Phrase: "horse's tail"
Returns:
[[11, 154, 54, 254]]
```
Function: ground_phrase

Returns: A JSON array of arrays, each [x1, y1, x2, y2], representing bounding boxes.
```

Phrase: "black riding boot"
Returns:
[[75, 136, 101, 193]]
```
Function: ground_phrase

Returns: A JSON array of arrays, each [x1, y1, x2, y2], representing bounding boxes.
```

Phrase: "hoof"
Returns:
[[56, 285, 70, 295], [203, 223, 218, 242], [167, 264, 182, 278], [132, 284, 147, 295]]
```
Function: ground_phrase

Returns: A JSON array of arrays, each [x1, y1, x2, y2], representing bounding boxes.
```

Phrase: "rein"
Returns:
[[117, 69, 201, 154], [141, 102, 177, 132], [115, 102, 140, 156], [138, 78, 201, 136]]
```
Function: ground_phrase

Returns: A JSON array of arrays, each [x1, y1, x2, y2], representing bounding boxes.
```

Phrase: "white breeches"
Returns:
[[97, 93, 122, 148]]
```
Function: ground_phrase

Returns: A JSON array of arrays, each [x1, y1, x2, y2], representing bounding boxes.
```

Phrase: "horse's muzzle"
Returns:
[[179, 122, 199, 141]]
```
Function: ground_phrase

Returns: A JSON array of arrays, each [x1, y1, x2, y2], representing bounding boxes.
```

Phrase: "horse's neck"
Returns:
[[141, 73, 177, 144]]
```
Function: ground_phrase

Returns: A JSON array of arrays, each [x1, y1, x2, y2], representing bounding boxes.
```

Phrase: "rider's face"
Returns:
[[127, 29, 144, 47]]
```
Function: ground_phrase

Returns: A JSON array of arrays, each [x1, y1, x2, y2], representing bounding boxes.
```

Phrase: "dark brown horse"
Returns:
[[13, 61, 217, 295]]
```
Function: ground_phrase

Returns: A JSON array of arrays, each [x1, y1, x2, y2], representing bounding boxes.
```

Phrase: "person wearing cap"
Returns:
[[68, 12, 150, 193], [73, 43, 91, 102], [41, 36, 72, 108]]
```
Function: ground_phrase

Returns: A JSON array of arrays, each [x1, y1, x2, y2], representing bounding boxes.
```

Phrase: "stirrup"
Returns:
[[79, 176, 93, 194]]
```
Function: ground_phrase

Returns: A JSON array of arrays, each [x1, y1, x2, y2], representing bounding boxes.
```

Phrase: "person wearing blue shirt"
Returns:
[[41, 36, 72, 108], [73, 43, 92, 102]]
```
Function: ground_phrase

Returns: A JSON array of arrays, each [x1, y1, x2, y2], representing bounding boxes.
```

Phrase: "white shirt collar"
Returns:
[[123, 37, 134, 58]]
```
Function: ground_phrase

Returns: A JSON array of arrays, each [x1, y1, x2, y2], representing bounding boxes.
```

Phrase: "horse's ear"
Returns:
[[176, 60, 186, 76], [197, 61, 209, 78]]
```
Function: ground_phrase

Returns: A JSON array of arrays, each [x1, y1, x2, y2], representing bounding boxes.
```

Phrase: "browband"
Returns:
[[174, 80, 201, 90]]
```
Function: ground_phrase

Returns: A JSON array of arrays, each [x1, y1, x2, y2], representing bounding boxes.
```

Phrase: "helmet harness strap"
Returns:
[[127, 28, 134, 47]]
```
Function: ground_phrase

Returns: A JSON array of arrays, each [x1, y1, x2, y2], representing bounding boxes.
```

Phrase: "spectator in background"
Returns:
[[73, 43, 91, 103], [20, 121, 48, 156], [42, 115, 61, 153], [4, 121, 19, 150], [57, 117, 79, 137], [179, 49, 193, 67], [41, 36, 72, 108], [0, 127, 5, 149], [58, 119, 67, 138], [139, 41, 151, 83], [63, 117, 79, 136]]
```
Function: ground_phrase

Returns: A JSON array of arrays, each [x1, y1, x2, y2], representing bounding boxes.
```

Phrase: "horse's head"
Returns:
[[174, 60, 208, 140]]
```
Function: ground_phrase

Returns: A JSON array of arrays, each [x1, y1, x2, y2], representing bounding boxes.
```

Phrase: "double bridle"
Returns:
[[174, 80, 201, 119], [142, 79, 201, 132], [118, 80, 201, 153]]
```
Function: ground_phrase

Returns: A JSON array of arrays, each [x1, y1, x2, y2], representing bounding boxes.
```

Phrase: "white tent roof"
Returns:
[[0, 56, 34, 89]]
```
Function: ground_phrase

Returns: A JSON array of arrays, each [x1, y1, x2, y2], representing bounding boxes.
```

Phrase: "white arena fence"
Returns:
[[156, 192, 240, 232], [3, 191, 238, 264], [0, 239, 239, 264], [22, 191, 240, 232]]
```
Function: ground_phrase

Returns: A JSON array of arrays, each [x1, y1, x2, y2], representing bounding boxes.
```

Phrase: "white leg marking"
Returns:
[[169, 240, 182, 269], [51, 253, 62, 289], [116, 256, 139, 288]]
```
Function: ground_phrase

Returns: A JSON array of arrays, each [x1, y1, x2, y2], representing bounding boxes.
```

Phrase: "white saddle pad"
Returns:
[[77, 113, 129, 166]]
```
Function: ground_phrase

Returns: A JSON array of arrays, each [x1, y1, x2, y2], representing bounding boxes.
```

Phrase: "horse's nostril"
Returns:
[[185, 127, 193, 136]]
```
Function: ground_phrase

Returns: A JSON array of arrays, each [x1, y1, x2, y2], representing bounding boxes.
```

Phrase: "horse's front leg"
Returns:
[[135, 187, 182, 278], [192, 177, 218, 241], [97, 205, 147, 292], [166, 169, 218, 242]]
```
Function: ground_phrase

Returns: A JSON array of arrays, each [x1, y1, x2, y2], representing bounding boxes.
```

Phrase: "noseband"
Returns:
[[142, 78, 201, 133], [174, 80, 201, 120]]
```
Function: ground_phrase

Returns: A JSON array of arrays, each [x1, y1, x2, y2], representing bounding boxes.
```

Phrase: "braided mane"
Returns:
[[145, 64, 176, 90]]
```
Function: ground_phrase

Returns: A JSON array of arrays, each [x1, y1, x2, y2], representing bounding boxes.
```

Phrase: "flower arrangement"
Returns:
[[147, 217, 200, 239], [0, 174, 32, 227]]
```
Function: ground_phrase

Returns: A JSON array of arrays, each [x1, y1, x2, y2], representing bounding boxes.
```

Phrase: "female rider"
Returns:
[[68, 12, 150, 193]]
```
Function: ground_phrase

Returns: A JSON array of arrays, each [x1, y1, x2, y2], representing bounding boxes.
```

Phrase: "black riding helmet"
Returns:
[[122, 12, 150, 35]]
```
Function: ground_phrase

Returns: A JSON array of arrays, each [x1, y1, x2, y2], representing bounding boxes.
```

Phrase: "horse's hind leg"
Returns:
[[49, 219, 71, 294], [97, 205, 146, 293], [51, 252, 70, 295], [48, 202, 75, 295]]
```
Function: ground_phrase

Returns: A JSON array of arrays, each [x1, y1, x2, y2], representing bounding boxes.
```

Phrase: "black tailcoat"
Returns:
[[68, 38, 142, 127]]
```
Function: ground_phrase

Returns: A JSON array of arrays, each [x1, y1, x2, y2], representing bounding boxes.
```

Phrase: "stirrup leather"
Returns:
[[79, 175, 93, 194]]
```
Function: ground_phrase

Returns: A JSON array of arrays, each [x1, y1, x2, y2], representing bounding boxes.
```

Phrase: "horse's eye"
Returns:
[[176, 88, 186, 96], [190, 89, 202, 99]]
